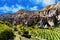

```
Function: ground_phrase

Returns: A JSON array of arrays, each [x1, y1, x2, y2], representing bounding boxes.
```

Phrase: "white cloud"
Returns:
[[30, 0, 42, 4], [36, 0, 42, 3], [11, 4, 24, 13], [0, 5, 11, 13], [43, 0, 55, 6], [30, 0, 56, 6], [0, 4, 24, 13], [0, 0, 56, 13], [30, 6, 38, 10]]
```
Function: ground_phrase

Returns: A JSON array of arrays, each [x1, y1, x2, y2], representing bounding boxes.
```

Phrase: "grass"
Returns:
[[17, 25, 60, 40], [0, 23, 11, 33], [0, 21, 60, 40]]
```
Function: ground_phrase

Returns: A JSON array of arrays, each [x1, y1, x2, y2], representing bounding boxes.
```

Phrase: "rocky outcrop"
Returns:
[[0, 2, 60, 27]]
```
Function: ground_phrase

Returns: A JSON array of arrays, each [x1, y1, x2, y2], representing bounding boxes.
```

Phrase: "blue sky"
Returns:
[[0, 0, 60, 13]]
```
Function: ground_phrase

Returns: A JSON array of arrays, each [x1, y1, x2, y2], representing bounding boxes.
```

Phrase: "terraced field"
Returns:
[[29, 28, 60, 40], [18, 25, 60, 40]]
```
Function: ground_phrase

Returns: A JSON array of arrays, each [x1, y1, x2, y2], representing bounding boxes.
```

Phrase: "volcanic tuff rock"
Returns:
[[0, 2, 60, 27]]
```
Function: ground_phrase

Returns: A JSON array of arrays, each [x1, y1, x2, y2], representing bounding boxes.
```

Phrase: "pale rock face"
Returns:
[[17, 14, 21, 17], [44, 24, 48, 28], [54, 2, 60, 9], [49, 5, 55, 9], [40, 12, 44, 17], [48, 20, 54, 26], [57, 15, 60, 21], [48, 9, 57, 17], [24, 21, 28, 26]]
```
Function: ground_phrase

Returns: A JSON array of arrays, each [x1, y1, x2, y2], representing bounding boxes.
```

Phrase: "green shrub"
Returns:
[[0, 23, 15, 40], [0, 30, 15, 40]]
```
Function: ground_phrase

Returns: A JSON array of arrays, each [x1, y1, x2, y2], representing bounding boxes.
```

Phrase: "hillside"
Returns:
[[0, 2, 60, 27]]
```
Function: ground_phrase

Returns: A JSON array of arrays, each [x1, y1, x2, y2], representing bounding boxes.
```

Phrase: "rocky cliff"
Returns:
[[0, 2, 60, 27]]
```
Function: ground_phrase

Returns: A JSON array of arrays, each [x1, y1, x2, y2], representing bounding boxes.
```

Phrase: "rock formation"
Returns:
[[0, 2, 60, 27]]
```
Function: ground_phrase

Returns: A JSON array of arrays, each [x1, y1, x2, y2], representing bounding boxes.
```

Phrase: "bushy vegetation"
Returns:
[[0, 21, 15, 40], [0, 21, 60, 40], [0, 30, 14, 40]]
